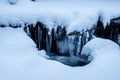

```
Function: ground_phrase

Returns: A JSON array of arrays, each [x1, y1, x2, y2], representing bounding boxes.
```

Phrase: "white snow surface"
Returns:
[[0, 1, 120, 80], [0, 0, 120, 32], [81, 38, 120, 61], [0, 27, 120, 80]]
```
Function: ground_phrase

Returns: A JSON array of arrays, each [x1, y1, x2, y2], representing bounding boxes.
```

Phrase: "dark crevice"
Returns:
[[23, 22, 94, 66], [0, 16, 120, 67], [94, 16, 120, 45]]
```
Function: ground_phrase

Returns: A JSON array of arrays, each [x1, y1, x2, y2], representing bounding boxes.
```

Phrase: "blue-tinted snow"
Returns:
[[0, 1, 120, 80], [0, 26, 120, 80], [0, 0, 120, 32]]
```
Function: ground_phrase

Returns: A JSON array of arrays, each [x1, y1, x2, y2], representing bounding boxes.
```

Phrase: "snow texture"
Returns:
[[81, 38, 120, 61], [0, 26, 120, 80], [0, 0, 120, 32], [0, 1, 120, 80]]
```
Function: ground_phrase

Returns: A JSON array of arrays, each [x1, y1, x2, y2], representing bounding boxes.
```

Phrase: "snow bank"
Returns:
[[0, 26, 120, 80], [0, 1, 120, 80], [0, 27, 36, 56], [0, 1, 120, 32], [81, 38, 120, 61]]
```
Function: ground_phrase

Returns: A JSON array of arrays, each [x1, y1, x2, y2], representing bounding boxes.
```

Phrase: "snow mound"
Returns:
[[81, 38, 120, 61], [0, 27, 120, 80], [0, 27, 36, 56]]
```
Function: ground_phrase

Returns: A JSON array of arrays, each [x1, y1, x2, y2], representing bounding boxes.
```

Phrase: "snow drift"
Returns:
[[0, 0, 120, 80], [0, 27, 120, 80]]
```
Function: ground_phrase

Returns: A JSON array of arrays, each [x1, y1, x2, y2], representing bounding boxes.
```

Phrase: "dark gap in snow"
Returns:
[[94, 16, 120, 46], [0, 24, 6, 28], [23, 21, 95, 66], [8, 0, 18, 5], [31, 0, 35, 1], [21, 17, 120, 66], [0, 16, 120, 67]]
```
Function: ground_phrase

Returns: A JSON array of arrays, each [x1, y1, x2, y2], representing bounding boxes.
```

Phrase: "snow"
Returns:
[[0, 26, 120, 80], [0, 27, 36, 56], [81, 38, 120, 61], [0, 1, 120, 80], [0, 0, 120, 32], [38, 50, 50, 58]]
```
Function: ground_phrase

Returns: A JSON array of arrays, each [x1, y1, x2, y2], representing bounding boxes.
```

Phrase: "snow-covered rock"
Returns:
[[81, 38, 120, 62]]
